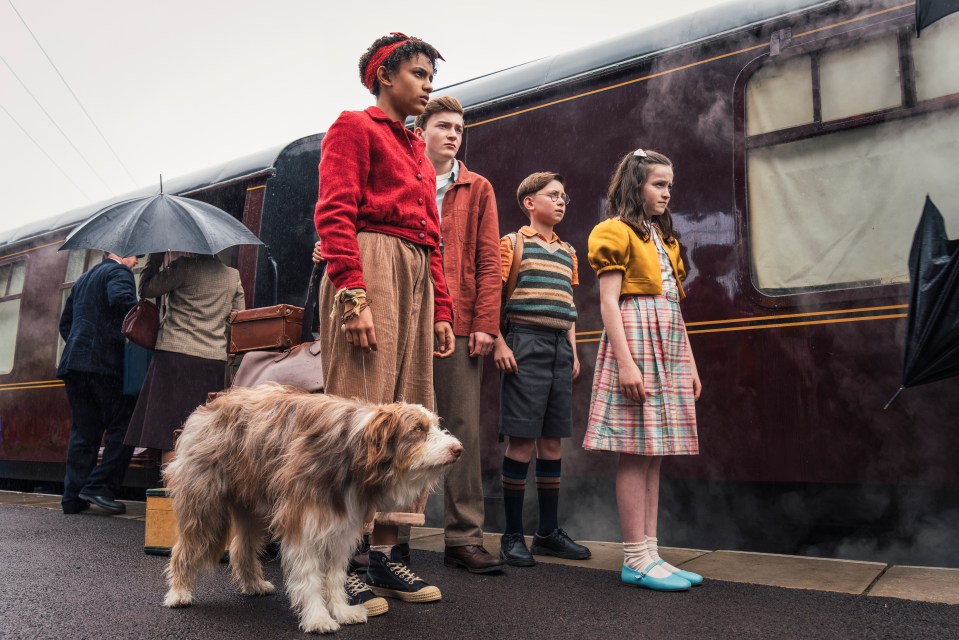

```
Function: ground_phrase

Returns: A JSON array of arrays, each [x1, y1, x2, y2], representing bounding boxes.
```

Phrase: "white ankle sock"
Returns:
[[646, 536, 681, 573], [624, 540, 672, 578], [371, 544, 393, 555]]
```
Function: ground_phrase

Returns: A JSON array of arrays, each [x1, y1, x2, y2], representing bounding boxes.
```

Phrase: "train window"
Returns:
[[64, 249, 98, 283], [913, 13, 959, 101], [743, 21, 959, 296], [746, 55, 814, 135], [0, 261, 26, 374], [819, 35, 901, 122], [748, 109, 959, 293]]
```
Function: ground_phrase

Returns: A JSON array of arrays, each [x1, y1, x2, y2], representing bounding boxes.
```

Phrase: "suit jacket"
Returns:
[[57, 259, 138, 378]]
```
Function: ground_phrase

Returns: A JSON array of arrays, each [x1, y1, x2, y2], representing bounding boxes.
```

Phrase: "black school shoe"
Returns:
[[365, 547, 441, 603], [346, 573, 388, 616], [531, 528, 591, 560], [499, 533, 535, 567]]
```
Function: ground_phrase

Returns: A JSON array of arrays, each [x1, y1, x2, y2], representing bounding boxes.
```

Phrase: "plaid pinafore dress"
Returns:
[[583, 226, 699, 456]]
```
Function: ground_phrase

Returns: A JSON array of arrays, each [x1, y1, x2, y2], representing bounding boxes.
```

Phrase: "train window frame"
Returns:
[[0, 260, 28, 375], [733, 15, 959, 308]]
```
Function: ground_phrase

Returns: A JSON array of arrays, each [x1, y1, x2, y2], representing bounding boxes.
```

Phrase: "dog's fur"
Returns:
[[162, 383, 462, 633]]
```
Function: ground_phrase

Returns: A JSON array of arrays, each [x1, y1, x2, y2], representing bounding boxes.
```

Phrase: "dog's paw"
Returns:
[[331, 603, 368, 625], [163, 589, 193, 608], [299, 615, 340, 634], [239, 579, 276, 596]]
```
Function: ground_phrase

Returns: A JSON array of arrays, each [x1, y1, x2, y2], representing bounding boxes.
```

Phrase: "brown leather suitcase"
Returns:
[[229, 304, 304, 354]]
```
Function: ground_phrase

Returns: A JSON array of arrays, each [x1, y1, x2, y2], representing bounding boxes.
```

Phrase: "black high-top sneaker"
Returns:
[[345, 572, 388, 616], [365, 547, 441, 603]]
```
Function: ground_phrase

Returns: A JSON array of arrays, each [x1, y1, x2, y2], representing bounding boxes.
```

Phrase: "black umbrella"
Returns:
[[885, 197, 959, 409], [60, 190, 263, 256], [916, 0, 959, 35]]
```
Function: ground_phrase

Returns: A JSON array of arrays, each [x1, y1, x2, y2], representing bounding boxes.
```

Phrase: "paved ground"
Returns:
[[2, 502, 958, 640]]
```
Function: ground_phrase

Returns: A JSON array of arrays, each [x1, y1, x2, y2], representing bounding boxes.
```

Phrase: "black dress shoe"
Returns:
[[62, 500, 90, 514], [78, 492, 126, 515], [530, 528, 591, 560], [445, 544, 506, 573], [499, 533, 535, 567]]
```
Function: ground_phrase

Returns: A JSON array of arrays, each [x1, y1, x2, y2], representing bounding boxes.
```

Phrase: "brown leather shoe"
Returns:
[[444, 545, 506, 574]]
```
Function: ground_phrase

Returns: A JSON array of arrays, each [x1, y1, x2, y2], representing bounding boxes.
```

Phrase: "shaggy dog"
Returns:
[[162, 383, 462, 633]]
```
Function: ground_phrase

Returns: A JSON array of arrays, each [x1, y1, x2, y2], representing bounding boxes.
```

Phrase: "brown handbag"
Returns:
[[231, 262, 325, 392], [122, 299, 160, 350]]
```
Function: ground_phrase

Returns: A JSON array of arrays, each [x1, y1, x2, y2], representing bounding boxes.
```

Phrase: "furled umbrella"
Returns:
[[60, 185, 263, 256], [885, 197, 959, 409], [916, 0, 959, 35]]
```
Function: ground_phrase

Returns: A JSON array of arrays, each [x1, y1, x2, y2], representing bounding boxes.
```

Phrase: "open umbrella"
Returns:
[[916, 0, 959, 35], [60, 188, 263, 256], [885, 197, 959, 409]]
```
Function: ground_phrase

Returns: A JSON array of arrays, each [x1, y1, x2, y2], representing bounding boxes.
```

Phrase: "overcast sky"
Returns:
[[0, 0, 729, 236]]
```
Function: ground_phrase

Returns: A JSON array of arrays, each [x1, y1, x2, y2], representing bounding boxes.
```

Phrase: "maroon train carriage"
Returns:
[[0, 138, 324, 488], [1, 0, 957, 564]]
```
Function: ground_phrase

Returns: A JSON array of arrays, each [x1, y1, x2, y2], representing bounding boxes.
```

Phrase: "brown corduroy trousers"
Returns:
[[319, 232, 435, 527]]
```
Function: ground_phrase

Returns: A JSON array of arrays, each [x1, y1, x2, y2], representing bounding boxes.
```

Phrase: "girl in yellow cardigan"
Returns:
[[585, 149, 703, 591]]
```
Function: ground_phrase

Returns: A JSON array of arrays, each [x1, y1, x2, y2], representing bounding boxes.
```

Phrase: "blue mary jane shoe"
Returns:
[[657, 560, 703, 586], [621, 563, 691, 591]]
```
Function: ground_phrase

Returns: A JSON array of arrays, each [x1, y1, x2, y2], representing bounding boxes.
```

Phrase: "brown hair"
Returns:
[[606, 150, 675, 243], [516, 171, 564, 217], [414, 95, 464, 130]]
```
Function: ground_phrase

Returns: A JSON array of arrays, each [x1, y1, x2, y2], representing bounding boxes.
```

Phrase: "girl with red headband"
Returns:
[[313, 33, 453, 619]]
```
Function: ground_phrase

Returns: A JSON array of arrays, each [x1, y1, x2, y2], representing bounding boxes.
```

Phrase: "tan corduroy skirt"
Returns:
[[319, 232, 435, 527]]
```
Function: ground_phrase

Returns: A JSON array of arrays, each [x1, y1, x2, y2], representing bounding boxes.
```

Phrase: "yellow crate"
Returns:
[[145, 488, 231, 556]]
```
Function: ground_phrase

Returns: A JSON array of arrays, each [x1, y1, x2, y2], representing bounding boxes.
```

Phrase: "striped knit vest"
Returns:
[[505, 239, 578, 330]]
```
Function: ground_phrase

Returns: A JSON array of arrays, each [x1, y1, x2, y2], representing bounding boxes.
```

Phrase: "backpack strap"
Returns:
[[505, 232, 525, 302]]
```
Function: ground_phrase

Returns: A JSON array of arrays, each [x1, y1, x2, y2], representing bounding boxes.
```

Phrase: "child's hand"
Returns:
[[311, 241, 323, 264], [493, 336, 518, 374], [572, 354, 580, 380], [619, 361, 646, 403], [434, 322, 455, 359], [343, 305, 376, 352], [692, 369, 702, 400]]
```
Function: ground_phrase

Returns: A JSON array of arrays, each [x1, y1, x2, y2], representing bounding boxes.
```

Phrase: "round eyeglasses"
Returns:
[[536, 191, 571, 205]]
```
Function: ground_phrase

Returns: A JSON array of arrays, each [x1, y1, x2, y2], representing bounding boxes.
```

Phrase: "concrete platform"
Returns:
[[5, 491, 959, 605], [0, 489, 146, 520], [869, 565, 959, 605], [678, 549, 885, 594]]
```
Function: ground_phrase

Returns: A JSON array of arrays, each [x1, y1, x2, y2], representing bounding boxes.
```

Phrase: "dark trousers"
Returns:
[[62, 372, 136, 507]]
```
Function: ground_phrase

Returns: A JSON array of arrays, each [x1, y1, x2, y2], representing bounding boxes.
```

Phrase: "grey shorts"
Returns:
[[499, 324, 574, 439]]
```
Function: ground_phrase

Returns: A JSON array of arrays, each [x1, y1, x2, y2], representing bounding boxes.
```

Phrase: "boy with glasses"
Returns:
[[492, 172, 591, 567]]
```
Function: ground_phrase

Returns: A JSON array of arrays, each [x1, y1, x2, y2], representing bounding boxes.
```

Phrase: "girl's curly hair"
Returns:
[[359, 34, 441, 96]]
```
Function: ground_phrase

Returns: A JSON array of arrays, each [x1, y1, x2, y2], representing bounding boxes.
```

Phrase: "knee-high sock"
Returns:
[[501, 457, 529, 535], [535, 458, 561, 535]]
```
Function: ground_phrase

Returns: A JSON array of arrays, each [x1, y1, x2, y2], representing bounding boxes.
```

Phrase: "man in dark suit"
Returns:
[[58, 252, 139, 515]]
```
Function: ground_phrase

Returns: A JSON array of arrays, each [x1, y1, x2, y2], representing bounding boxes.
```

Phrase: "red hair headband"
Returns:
[[362, 32, 444, 91]]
